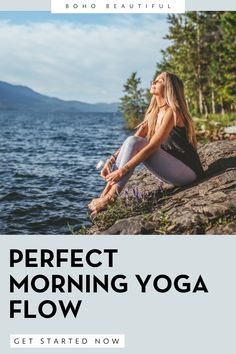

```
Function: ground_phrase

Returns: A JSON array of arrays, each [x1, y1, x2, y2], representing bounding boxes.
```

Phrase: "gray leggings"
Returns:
[[112, 135, 197, 189]]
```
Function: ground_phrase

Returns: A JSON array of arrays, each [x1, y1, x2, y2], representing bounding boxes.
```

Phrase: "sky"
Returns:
[[0, 12, 169, 103]]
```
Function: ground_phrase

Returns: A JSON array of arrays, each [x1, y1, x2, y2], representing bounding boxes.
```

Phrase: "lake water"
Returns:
[[0, 111, 129, 234]]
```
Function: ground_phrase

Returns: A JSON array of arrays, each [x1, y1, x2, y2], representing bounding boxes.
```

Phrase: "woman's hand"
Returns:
[[105, 169, 123, 185], [101, 158, 114, 179]]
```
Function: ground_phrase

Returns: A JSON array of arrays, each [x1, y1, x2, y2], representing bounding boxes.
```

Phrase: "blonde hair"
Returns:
[[142, 72, 197, 147]]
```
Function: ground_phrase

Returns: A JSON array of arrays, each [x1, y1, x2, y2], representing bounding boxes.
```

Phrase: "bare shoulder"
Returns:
[[163, 108, 185, 127], [162, 107, 174, 124], [156, 107, 175, 135]]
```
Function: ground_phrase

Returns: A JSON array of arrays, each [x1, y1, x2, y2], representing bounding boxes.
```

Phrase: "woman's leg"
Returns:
[[143, 148, 197, 186], [114, 135, 148, 189], [89, 137, 197, 215], [88, 136, 148, 213], [87, 181, 113, 211]]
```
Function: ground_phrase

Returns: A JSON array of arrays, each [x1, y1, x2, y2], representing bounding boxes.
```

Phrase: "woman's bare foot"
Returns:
[[89, 185, 120, 217], [88, 198, 100, 210], [88, 181, 113, 210]]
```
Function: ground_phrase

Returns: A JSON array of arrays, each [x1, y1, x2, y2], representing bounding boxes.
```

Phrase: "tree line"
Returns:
[[119, 12, 236, 128]]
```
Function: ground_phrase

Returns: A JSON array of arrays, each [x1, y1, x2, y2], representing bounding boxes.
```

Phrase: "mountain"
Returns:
[[0, 81, 118, 112]]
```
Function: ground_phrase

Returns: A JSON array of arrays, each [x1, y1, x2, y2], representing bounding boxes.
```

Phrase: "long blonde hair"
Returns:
[[142, 72, 197, 147]]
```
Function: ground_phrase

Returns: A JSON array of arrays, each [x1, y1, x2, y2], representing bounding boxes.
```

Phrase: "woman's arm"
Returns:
[[122, 109, 174, 171], [106, 108, 174, 183], [112, 147, 121, 159], [102, 119, 148, 179], [109, 120, 148, 163], [134, 120, 148, 138]]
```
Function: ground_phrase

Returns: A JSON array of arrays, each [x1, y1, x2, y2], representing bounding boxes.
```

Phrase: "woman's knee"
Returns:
[[124, 135, 147, 149]]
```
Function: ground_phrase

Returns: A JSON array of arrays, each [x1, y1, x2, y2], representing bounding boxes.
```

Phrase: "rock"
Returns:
[[206, 221, 236, 235], [224, 126, 236, 134], [99, 216, 155, 235], [88, 140, 236, 235]]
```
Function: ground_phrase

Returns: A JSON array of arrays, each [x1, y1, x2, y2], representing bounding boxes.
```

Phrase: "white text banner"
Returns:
[[10, 334, 125, 349], [51, 0, 186, 14]]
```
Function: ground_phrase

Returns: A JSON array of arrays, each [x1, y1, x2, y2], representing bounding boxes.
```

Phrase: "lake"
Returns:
[[0, 111, 129, 234]]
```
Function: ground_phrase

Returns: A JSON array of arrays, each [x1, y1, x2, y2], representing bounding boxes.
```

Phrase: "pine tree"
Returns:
[[155, 12, 236, 116], [220, 12, 236, 111], [119, 72, 147, 128]]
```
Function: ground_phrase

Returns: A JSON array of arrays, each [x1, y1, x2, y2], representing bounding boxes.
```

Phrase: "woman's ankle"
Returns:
[[110, 184, 122, 198], [100, 182, 113, 198]]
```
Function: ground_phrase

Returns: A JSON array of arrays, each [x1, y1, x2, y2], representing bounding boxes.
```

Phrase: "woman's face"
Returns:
[[150, 73, 166, 96]]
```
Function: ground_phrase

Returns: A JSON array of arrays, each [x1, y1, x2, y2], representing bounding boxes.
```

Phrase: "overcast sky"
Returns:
[[0, 13, 169, 103]]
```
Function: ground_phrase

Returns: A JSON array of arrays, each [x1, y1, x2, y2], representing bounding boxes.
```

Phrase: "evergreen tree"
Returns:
[[220, 12, 236, 111], [155, 12, 236, 116], [120, 12, 235, 124], [119, 72, 147, 128]]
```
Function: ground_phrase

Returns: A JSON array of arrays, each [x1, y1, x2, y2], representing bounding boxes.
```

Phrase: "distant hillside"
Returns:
[[0, 81, 118, 113]]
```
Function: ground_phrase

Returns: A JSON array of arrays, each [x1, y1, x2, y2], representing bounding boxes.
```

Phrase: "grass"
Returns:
[[153, 209, 170, 234], [90, 194, 158, 231], [74, 189, 163, 234], [75, 186, 172, 235]]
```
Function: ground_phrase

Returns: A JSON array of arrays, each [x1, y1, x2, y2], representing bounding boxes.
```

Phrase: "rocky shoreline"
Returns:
[[84, 140, 236, 235]]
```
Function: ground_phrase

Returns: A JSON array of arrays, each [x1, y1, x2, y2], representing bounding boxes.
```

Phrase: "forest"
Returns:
[[119, 12, 236, 139]]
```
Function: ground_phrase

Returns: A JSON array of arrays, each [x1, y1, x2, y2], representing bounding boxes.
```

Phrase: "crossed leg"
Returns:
[[88, 135, 197, 216], [88, 136, 147, 215]]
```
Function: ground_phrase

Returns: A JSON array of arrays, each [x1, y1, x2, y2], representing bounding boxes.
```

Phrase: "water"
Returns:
[[0, 111, 129, 234]]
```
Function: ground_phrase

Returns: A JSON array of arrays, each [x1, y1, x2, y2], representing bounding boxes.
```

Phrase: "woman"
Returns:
[[88, 72, 203, 216]]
